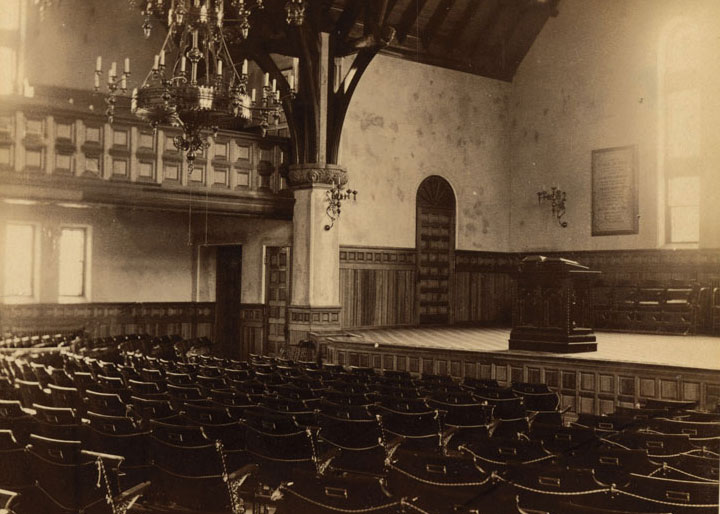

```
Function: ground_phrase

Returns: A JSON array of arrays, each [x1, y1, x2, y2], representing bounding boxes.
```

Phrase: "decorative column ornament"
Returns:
[[286, 164, 348, 188]]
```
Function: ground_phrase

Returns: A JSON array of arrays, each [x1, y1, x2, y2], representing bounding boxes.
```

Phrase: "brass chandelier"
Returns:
[[93, 0, 305, 168]]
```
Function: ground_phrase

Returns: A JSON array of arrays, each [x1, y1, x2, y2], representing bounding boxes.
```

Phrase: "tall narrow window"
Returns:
[[3, 223, 36, 300], [667, 176, 700, 243], [0, 47, 17, 95], [58, 227, 88, 299], [0, 0, 21, 30], [660, 22, 703, 245]]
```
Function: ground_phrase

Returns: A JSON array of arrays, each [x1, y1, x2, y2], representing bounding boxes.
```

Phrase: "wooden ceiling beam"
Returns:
[[442, 0, 483, 54], [333, 0, 365, 44], [463, 0, 502, 58], [503, 0, 559, 75], [395, 0, 429, 44], [384, 0, 401, 24], [420, 0, 454, 49], [473, 0, 524, 78]]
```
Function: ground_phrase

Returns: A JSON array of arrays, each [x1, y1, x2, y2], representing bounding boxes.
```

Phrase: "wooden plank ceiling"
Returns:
[[328, 0, 560, 81]]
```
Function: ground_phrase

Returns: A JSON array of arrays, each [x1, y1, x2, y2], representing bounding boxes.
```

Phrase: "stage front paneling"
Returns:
[[322, 328, 720, 413]]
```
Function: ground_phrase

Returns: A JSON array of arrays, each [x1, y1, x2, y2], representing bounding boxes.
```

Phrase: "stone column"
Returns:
[[286, 163, 346, 345]]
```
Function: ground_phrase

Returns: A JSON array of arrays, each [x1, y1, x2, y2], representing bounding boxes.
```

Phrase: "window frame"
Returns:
[[2, 221, 40, 304], [57, 224, 92, 303], [657, 20, 703, 249]]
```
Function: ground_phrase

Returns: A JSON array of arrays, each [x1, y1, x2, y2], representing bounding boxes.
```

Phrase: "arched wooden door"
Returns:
[[416, 176, 456, 325]]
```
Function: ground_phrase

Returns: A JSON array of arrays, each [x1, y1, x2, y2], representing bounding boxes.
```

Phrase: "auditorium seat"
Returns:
[[71, 372, 94, 395], [26, 434, 148, 514], [565, 447, 658, 484], [646, 417, 720, 440], [515, 495, 673, 514], [427, 397, 493, 450], [85, 390, 127, 416], [572, 413, 637, 433], [278, 468, 400, 514], [503, 464, 609, 510], [243, 416, 315, 486], [128, 378, 166, 397], [182, 402, 245, 450], [492, 417, 531, 440], [32, 403, 85, 441], [0, 430, 31, 493], [657, 452, 720, 481], [316, 412, 386, 476], [29, 363, 52, 388], [606, 473, 719, 514], [0, 400, 34, 444], [602, 430, 696, 457], [529, 423, 598, 454], [14, 379, 46, 409], [129, 395, 175, 423], [459, 438, 554, 472], [376, 405, 446, 451], [474, 390, 526, 420], [148, 432, 255, 512], [386, 448, 495, 513], [85, 411, 151, 488], [150, 417, 210, 446], [47, 368, 73, 388]]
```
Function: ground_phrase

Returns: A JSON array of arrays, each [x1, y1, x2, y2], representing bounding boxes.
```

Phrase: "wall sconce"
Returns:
[[537, 186, 568, 227], [325, 182, 358, 231]]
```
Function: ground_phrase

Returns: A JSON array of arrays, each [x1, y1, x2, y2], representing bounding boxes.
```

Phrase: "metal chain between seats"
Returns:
[[601, 437, 720, 459], [245, 448, 314, 463], [386, 461, 495, 488], [399, 498, 433, 514], [458, 444, 556, 466], [318, 434, 382, 451], [613, 487, 719, 508], [96, 456, 134, 514], [647, 462, 719, 483], [280, 485, 403, 513], [494, 473, 608, 497], [243, 423, 306, 437], [216, 440, 246, 514]]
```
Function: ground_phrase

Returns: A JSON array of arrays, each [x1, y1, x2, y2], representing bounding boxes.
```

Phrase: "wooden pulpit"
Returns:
[[509, 255, 601, 353]]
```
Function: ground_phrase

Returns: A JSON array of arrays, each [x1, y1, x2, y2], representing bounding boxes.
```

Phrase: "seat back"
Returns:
[[150, 419, 209, 446], [86, 389, 127, 416]]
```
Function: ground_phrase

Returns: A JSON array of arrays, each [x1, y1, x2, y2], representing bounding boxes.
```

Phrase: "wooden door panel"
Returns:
[[416, 177, 456, 325], [265, 246, 291, 355]]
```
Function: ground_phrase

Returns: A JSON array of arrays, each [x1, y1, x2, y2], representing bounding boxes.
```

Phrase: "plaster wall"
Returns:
[[509, 0, 720, 252], [338, 54, 512, 252], [0, 203, 292, 304], [192, 215, 292, 305]]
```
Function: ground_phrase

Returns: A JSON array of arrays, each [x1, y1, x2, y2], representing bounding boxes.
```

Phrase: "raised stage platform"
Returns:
[[321, 327, 720, 413]]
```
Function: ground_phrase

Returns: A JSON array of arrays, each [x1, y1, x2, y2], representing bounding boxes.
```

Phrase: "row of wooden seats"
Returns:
[[0, 348, 718, 513]]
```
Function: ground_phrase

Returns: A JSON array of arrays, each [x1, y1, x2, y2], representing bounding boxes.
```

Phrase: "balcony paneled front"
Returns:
[[0, 86, 293, 218]]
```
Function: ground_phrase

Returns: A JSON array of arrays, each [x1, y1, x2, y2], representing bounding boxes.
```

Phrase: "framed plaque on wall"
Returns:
[[591, 145, 638, 236]]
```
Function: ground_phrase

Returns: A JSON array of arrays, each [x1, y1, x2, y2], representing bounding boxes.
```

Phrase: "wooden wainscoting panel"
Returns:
[[340, 247, 416, 329], [0, 302, 215, 340]]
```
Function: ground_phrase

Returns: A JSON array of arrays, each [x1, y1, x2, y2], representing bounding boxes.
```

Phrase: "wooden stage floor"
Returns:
[[347, 327, 720, 372]]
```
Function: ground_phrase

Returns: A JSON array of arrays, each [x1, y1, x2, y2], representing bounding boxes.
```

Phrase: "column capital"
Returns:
[[287, 163, 348, 189]]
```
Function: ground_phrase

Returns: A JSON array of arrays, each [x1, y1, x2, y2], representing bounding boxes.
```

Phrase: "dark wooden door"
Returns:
[[416, 176, 456, 325], [265, 246, 291, 356], [215, 245, 243, 357]]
